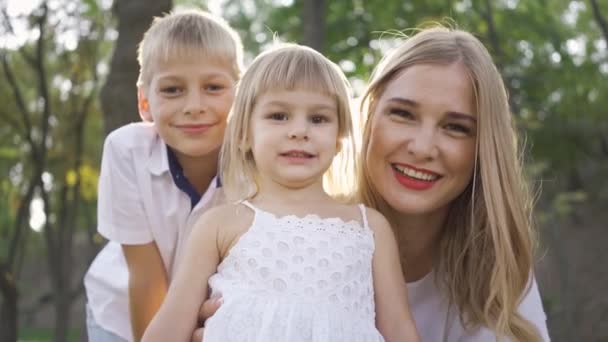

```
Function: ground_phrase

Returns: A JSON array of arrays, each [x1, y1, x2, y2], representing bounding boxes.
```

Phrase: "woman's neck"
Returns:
[[391, 208, 448, 283]]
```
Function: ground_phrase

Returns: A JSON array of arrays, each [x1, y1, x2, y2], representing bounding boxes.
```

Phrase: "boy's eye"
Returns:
[[268, 112, 288, 121], [205, 84, 225, 92], [160, 86, 182, 95]]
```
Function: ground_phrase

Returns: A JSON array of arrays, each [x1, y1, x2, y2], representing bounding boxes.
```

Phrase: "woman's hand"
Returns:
[[191, 297, 222, 342]]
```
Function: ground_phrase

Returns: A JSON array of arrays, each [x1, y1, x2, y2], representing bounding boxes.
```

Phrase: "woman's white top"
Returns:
[[408, 270, 551, 341], [203, 201, 385, 342]]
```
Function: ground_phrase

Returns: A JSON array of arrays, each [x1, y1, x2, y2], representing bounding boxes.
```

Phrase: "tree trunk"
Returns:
[[0, 264, 18, 342], [53, 287, 70, 342], [302, 0, 327, 52], [99, 0, 172, 135]]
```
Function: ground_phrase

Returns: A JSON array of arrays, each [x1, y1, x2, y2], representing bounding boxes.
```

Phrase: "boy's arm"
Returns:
[[142, 206, 226, 342], [122, 242, 168, 342], [368, 209, 421, 342], [97, 130, 163, 341]]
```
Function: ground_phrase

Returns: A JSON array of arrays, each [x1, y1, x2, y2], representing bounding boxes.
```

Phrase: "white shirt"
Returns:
[[84, 122, 223, 341], [408, 271, 551, 341]]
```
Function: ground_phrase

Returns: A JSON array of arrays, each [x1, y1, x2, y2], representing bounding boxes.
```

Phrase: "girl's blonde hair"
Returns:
[[137, 9, 243, 87], [357, 27, 541, 341], [221, 44, 357, 201]]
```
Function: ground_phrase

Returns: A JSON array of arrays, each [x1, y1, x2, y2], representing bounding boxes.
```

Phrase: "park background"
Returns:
[[1, 0, 607, 341]]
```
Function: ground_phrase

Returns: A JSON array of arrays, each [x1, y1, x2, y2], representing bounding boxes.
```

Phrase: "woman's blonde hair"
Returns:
[[357, 27, 540, 341], [221, 44, 357, 201], [137, 9, 243, 87]]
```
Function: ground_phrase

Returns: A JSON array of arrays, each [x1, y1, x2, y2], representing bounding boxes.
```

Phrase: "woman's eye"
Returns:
[[445, 123, 472, 135], [389, 108, 414, 119], [269, 112, 288, 121]]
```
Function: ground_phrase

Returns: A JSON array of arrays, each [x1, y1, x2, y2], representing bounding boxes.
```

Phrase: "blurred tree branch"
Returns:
[[589, 0, 608, 44]]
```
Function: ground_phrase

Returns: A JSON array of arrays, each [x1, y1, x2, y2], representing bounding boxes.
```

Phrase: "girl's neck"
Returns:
[[390, 208, 448, 283], [253, 178, 332, 213], [175, 149, 219, 195]]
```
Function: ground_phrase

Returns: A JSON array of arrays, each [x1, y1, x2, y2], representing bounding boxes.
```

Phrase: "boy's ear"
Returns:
[[137, 87, 153, 122]]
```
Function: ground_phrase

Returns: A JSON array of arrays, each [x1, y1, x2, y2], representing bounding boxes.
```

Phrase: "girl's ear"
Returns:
[[138, 87, 153, 122], [335, 138, 343, 154]]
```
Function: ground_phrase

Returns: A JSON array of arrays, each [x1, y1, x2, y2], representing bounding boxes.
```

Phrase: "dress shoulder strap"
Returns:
[[240, 200, 258, 212], [357, 204, 369, 229]]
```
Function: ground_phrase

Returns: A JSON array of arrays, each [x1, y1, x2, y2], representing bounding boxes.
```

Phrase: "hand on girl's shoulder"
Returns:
[[364, 207, 393, 235], [189, 202, 255, 255], [192, 203, 255, 233]]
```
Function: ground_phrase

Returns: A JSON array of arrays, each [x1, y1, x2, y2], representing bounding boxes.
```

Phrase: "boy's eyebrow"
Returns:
[[387, 97, 476, 122], [156, 72, 232, 81]]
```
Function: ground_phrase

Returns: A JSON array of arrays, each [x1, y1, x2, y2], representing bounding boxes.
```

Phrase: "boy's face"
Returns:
[[138, 57, 235, 162]]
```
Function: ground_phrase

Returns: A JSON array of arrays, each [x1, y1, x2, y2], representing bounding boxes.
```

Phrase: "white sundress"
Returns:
[[203, 201, 385, 342]]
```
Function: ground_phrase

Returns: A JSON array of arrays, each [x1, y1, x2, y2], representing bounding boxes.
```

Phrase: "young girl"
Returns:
[[142, 44, 420, 342]]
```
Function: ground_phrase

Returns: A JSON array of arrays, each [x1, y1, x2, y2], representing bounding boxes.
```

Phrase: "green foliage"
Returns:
[[18, 327, 80, 342]]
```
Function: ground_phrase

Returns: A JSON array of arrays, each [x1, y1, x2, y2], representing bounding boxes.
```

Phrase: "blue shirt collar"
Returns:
[[166, 146, 222, 209]]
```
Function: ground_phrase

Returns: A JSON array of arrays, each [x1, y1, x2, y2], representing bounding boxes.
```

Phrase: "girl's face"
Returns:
[[365, 63, 477, 218], [249, 89, 340, 192]]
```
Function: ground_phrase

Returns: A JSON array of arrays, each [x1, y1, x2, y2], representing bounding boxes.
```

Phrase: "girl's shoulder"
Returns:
[[331, 202, 390, 233], [192, 202, 255, 235]]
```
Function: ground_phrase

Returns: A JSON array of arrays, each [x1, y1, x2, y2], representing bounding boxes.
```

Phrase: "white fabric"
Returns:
[[204, 201, 385, 342], [84, 122, 223, 341], [407, 271, 551, 341]]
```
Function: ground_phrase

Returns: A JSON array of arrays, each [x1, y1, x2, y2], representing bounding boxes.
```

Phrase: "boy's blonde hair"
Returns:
[[137, 9, 243, 88], [358, 27, 541, 341], [221, 44, 357, 201]]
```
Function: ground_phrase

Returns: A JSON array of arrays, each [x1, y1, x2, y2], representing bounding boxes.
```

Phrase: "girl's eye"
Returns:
[[269, 112, 288, 121], [310, 115, 329, 124]]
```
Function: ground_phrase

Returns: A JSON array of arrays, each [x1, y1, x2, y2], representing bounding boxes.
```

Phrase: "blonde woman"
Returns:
[[195, 27, 550, 341], [358, 27, 550, 341], [144, 44, 420, 342]]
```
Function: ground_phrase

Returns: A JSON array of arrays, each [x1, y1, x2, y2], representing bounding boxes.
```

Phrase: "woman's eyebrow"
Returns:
[[446, 111, 477, 122], [387, 97, 418, 107]]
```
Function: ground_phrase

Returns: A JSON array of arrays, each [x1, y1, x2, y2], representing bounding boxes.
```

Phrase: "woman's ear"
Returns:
[[138, 87, 153, 122]]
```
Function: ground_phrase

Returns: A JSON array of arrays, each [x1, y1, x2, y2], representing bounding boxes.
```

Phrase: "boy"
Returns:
[[84, 9, 243, 342]]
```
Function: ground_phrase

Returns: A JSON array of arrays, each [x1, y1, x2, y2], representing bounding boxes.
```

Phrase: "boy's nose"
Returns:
[[184, 91, 207, 115]]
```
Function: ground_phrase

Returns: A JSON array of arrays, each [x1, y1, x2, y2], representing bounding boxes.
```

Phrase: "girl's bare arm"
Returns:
[[368, 209, 421, 342]]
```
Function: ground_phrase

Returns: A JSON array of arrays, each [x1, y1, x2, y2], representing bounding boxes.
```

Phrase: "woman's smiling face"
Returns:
[[366, 62, 478, 217]]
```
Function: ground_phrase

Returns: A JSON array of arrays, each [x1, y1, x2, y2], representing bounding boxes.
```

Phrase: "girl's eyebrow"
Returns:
[[388, 97, 476, 122], [263, 100, 336, 111]]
